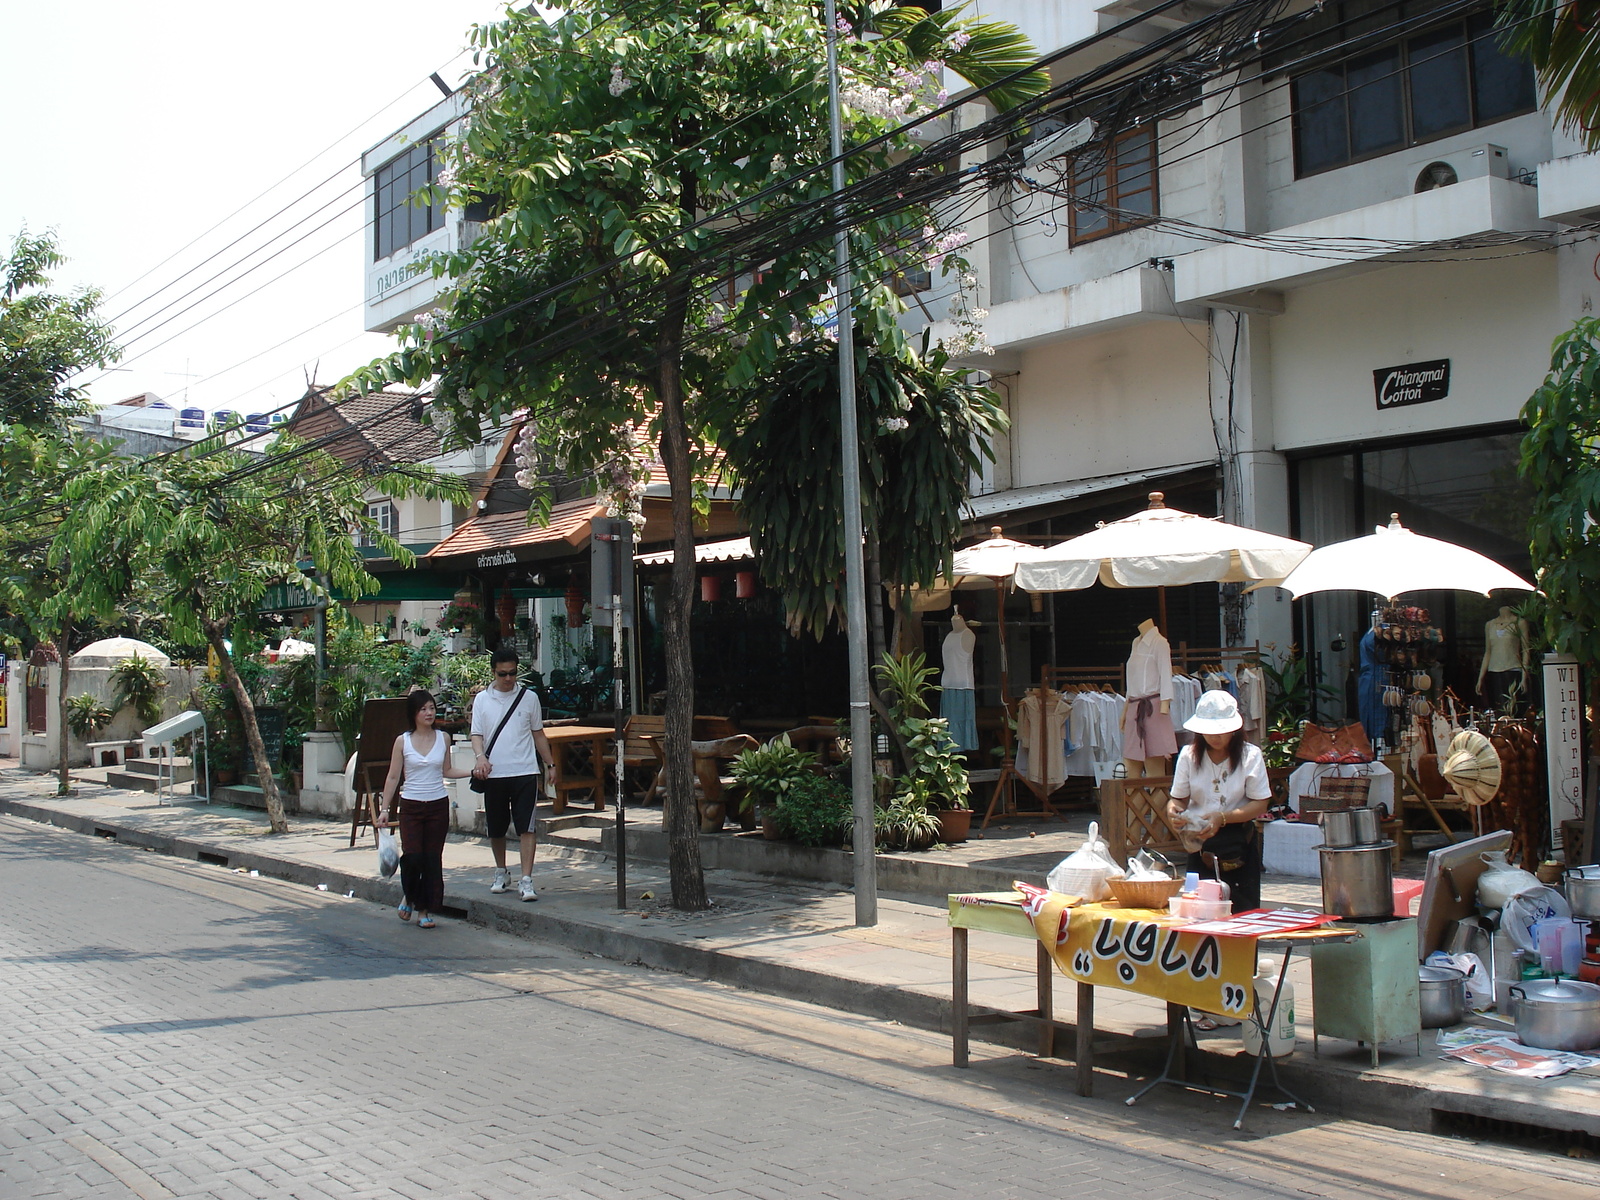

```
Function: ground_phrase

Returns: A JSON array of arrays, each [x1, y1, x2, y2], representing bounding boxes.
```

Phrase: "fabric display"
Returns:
[[1237, 665, 1265, 743], [1168, 674, 1203, 746], [1018, 687, 1130, 786]]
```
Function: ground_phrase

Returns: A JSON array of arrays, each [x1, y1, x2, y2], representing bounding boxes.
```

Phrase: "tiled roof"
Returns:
[[288, 386, 444, 466], [426, 496, 602, 563]]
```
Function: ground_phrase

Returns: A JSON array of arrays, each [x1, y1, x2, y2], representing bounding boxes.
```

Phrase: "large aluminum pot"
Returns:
[[1567, 866, 1600, 921], [1316, 842, 1396, 919], [1508, 978, 1600, 1052], [1321, 805, 1383, 848], [1418, 964, 1467, 1028]]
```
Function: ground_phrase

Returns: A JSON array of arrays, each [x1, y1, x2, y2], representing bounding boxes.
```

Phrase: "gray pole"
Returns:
[[825, 0, 877, 927]]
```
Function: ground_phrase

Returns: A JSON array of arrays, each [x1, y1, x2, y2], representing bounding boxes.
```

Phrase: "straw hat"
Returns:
[[1183, 690, 1243, 735], [1442, 729, 1501, 806]]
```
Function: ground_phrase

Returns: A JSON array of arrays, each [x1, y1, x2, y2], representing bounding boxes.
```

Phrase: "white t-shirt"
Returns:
[[1170, 741, 1271, 823], [398, 731, 449, 801], [470, 685, 545, 778]]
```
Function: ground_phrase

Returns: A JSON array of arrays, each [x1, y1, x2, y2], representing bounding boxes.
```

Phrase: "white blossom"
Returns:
[[609, 66, 634, 96]]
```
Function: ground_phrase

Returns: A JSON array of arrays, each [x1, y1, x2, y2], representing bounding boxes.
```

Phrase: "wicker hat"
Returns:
[[1442, 729, 1501, 806], [1184, 689, 1243, 735]]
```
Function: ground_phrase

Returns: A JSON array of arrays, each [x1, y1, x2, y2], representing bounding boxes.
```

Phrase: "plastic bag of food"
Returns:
[[1426, 950, 1493, 1012], [377, 828, 401, 878], [1045, 821, 1125, 901]]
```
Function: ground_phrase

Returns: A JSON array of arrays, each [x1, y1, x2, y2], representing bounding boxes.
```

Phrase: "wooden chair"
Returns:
[[779, 724, 846, 765], [609, 714, 667, 802]]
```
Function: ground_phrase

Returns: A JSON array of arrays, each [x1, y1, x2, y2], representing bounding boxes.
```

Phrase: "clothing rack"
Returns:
[[1168, 642, 1261, 674]]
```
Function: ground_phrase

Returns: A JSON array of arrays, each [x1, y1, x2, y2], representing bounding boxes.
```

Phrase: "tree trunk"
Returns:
[[656, 270, 709, 911], [54, 625, 73, 796], [204, 623, 289, 834]]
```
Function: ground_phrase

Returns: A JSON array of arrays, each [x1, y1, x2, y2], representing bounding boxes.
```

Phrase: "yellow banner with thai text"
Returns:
[[1060, 903, 1255, 1017]]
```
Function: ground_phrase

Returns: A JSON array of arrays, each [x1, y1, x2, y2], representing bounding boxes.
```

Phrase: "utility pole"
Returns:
[[825, 0, 877, 927]]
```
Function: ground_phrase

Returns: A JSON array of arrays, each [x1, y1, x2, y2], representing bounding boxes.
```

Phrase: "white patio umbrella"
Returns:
[[272, 638, 316, 660], [1267, 514, 1535, 600], [945, 527, 1044, 705], [69, 637, 172, 668], [1013, 493, 1312, 627]]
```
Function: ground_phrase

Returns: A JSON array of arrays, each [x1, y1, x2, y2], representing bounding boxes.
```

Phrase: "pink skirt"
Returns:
[[1122, 693, 1178, 760]]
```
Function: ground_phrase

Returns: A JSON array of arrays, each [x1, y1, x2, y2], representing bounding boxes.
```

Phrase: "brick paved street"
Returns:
[[3, 813, 1597, 1200]]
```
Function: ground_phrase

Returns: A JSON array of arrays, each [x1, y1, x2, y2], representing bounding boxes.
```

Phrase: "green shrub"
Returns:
[[110, 653, 168, 724], [773, 773, 853, 848], [875, 781, 943, 851], [729, 735, 819, 815], [65, 694, 115, 740]]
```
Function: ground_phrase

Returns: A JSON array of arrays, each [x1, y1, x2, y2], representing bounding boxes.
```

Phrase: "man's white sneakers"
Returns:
[[519, 876, 539, 902], [490, 868, 509, 894]]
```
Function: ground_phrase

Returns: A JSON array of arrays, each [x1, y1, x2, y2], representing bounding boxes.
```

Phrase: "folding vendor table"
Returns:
[[948, 892, 1359, 1130]]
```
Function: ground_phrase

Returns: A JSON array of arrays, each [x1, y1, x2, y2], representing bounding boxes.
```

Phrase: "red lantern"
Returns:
[[565, 580, 586, 625], [700, 575, 721, 603], [735, 570, 756, 599]]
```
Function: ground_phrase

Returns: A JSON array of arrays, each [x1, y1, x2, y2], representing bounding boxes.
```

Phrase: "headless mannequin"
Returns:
[[1124, 618, 1175, 779], [1477, 606, 1530, 709], [941, 614, 976, 687], [940, 613, 978, 752]]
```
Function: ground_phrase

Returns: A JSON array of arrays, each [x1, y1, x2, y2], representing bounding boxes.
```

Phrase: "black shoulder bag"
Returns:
[[469, 687, 526, 794]]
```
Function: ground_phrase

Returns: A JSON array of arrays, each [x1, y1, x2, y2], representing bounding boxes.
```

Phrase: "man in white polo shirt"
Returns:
[[471, 647, 557, 901]]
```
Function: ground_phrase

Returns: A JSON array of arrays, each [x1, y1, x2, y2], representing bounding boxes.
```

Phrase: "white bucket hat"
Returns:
[[1184, 689, 1243, 735]]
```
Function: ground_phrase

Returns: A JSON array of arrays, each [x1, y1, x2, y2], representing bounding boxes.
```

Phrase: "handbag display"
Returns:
[[1293, 721, 1374, 765], [469, 686, 527, 793]]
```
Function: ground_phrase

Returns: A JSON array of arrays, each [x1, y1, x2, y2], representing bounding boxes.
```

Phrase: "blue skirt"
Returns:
[[941, 687, 978, 752]]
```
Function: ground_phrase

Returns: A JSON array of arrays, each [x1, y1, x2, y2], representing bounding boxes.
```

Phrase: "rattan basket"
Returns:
[[1107, 878, 1184, 910]]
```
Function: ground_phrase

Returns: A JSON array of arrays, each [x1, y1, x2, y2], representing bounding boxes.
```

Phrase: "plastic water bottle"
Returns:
[[1242, 957, 1296, 1057]]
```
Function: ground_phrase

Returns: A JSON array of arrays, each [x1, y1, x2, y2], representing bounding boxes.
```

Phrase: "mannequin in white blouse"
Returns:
[[1123, 618, 1177, 778]]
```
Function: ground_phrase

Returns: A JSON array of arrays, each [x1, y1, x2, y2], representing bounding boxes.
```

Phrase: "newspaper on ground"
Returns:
[[1436, 1027, 1600, 1078]]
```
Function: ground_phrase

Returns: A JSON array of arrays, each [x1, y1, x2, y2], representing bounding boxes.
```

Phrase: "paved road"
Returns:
[[3, 815, 1597, 1200]]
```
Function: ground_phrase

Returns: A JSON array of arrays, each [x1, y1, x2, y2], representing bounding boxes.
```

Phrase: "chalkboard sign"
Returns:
[[255, 707, 286, 770]]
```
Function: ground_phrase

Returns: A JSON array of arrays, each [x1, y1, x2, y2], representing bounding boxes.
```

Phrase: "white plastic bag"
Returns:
[[1046, 821, 1125, 901], [1501, 884, 1571, 955], [377, 828, 400, 878], [1426, 950, 1493, 1012]]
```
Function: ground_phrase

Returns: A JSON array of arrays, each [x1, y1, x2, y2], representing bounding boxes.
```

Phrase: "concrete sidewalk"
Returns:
[[4, 761, 1600, 1150]]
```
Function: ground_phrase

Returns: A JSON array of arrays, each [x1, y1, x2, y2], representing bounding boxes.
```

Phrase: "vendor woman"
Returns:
[[1166, 690, 1273, 913]]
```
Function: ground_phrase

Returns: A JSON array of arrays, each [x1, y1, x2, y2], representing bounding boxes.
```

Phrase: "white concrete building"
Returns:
[[909, 0, 1587, 709]]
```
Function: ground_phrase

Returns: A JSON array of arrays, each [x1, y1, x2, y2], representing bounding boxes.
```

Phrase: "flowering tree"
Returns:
[[347, 1, 1042, 909]]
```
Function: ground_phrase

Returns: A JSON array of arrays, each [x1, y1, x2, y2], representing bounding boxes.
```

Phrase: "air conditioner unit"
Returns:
[[1410, 143, 1509, 194]]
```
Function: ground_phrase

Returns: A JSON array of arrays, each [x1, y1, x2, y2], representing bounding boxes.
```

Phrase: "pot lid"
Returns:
[[1419, 964, 1466, 982], [1514, 978, 1600, 1002]]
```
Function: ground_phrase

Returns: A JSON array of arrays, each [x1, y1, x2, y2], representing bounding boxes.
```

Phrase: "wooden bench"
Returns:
[[609, 714, 667, 802]]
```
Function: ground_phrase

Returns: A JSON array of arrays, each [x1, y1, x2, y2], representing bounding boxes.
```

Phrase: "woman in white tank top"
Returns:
[[377, 690, 472, 928]]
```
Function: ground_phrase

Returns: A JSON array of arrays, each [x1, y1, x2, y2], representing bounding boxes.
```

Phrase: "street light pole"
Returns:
[[825, 0, 877, 928]]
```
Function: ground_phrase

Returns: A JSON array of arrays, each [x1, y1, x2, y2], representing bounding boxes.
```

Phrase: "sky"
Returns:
[[5, 1, 508, 419]]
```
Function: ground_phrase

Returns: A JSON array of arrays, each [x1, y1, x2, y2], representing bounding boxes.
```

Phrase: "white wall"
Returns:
[[21, 665, 200, 769], [1011, 319, 1211, 486], [1269, 252, 1560, 451]]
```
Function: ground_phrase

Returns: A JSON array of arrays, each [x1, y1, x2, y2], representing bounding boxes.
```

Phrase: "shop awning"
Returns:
[[425, 497, 602, 569], [634, 536, 753, 566], [964, 461, 1217, 522]]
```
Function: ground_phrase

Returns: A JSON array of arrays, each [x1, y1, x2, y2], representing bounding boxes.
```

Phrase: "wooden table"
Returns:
[[545, 724, 614, 814], [948, 892, 1359, 1127]]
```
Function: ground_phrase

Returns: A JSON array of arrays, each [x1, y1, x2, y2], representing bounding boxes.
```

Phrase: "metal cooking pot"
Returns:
[[1567, 866, 1600, 921], [1316, 842, 1396, 919], [1508, 978, 1600, 1052], [1321, 805, 1383, 848], [1418, 964, 1466, 1028]]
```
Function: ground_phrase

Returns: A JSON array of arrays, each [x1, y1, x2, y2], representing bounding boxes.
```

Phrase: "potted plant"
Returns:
[[875, 779, 943, 852], [874, 652, 972, 842], [729, 735, 819, 836]]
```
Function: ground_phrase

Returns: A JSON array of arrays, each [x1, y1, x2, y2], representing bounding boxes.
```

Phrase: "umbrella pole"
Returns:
[[1158, 586, 1168, 638]]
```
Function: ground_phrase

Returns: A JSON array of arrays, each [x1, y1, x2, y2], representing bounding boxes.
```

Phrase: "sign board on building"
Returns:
[[1543, 653, 1585, 831], [1374, 359, 1450, 410]]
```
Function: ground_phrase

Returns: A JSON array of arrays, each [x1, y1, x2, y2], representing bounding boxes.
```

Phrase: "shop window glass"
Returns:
[[374, 138, 444, 261], [1468, 12, 1537, 121], [1069, 126, 1159, 245], [1407, 26, 1471, 139], [1289, 2, 1537, 177]]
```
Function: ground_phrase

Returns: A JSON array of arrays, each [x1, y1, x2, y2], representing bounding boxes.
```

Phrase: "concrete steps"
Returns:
[[107, 757, 194, 791]]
